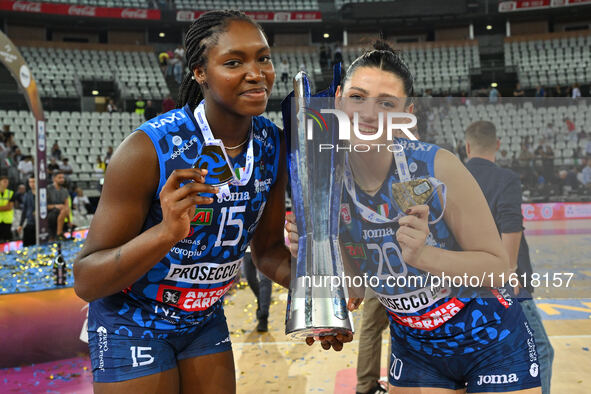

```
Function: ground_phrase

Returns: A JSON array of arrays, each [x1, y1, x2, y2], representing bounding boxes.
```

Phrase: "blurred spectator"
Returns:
[[73, 187, 92, 216], [558, 169, 580, 191], [158, 51, 169, 73], [585, 137, 591, 157], [513, 83, 525, 98], [107, 99, 119, 114], [173, 45, 185, 85], [0, 175, 15, 242], [279, 58, 289, 85], [135, 98, 146, 116], [535, 85, 545, 98], [162, 95, 175, 113], [18, 176, 36, 246], [47, 172, 70, 239], [95, 155, 106, 173], [564, 117, 577, 143], [105, 146, 114, 166], [48, 157, 60, 177], [489, 86, 500, 103], [12, 146, 23, 164], [144, 100, 158, 121], [552, 85, 563, 97], [571, 83, 581, 100], [14, 183, 25, 210], [17, 155, 34, 182], [497, 149, 512, 167], [51, 142, 62, 160], [535, 140, 555, 183], [59, 158, 73, 175]]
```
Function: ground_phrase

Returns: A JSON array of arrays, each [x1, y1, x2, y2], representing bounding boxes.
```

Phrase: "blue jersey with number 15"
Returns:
[[88, 104, 281, 337]]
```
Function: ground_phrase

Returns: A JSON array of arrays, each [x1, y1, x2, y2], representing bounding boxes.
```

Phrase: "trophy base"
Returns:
[[285, 275, 354, 340]]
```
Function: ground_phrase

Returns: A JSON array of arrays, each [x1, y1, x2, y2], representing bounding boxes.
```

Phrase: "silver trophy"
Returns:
[[283, 69, 354, 339]]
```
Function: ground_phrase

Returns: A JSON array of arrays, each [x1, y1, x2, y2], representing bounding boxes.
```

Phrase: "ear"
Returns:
[[407, 102, 415, 114], [193, 66, 206, 85], [496, 138, 501, 152], [465, 140, 471, 156], [334, 85, 343, 109]]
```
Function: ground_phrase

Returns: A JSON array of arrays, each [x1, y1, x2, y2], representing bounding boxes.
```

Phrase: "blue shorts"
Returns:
[[88, 311, 232, 383], [388, 311, 541, 392]]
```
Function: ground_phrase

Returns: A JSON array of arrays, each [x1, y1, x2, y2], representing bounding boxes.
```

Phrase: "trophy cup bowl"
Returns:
[[283, 70, 354, 339]]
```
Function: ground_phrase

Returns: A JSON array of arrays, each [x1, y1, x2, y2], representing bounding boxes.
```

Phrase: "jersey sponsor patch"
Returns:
[[156, 282, 233, 312], [191, 208, 213, 226], [164, 259, 242, 284], [387, 298, 465, 331], [340, 203, 351, 224], [343, 242, 366, 259], [376, 286, 451, 313], [490, 289, 510, 309]]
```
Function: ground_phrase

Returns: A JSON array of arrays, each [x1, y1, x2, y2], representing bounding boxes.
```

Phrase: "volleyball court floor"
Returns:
[[1, 219, 590, 393]]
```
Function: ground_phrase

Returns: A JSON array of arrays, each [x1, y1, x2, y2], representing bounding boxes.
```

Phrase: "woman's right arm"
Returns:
[[73, 131, 217, 302]]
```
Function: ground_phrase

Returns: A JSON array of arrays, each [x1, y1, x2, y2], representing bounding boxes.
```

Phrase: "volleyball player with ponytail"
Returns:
[[74, 11, 293, 393], [287, 41, 541, 393]]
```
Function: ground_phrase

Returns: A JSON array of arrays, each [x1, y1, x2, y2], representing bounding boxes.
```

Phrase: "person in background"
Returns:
[[513, 83, 525, 98], [18, 175, 36, 246], [581, 159, 591, 186], [48, 157, 61, 177], [279, 58, 289, 85], [243, 251, 272, 332], [47, 171, 70, 240], [489, 85, 500, 103], [355, 289, 389, 394], [59, 157, 74, 176], [95, 155, 106, 174], [107, 99, 119, 114], [144, 100, 158, 121], [571, 83, 581, 100], [13, 183, 25, 210], [0, 175, 15, 242], [134, 98, 146, 116], [104, 146, 114, 166], [73, 187, 92, 216], [17, 155, 34, 183], [162, 95, 175, 113], [465, 121, 553, 394], [51, 142, 62, 160]]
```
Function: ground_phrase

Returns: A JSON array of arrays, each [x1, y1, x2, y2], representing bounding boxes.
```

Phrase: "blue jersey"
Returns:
[[89, 104, 281, 336], [340, 138, 521, 357]]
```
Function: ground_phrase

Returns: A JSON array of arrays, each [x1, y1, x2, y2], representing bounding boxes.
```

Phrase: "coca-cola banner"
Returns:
[[0, 0, 161, 19], [177, 10, 322, 22], [499, 0, 591, 12]]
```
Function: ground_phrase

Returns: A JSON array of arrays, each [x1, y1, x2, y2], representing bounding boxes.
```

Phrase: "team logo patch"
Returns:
[[529, 363, 539, 378], [191, 208, 213, 226], [162, 289, 181, 305], [172, 135, 183, 146], [156, 282, 233, 312], [340, 203, 351, 224], [409, 162, 418, 173], [344, 242, 366, 259]]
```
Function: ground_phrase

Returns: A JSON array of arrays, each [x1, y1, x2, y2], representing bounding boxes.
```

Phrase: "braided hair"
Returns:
[[342, 40, 415, 100], [176, 10, 263, 111]]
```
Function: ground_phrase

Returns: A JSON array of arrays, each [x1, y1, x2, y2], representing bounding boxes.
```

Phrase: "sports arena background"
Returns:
[[0, 0, 591, 392]]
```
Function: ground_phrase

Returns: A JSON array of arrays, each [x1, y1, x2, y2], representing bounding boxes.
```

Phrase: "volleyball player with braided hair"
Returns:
[[287, 41, 541, 393], [74, 10, 296, 392]]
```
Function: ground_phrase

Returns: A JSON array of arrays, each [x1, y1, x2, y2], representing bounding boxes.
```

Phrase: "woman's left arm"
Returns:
[[399, 149, 510, 287], [250, 130, 291, 288]]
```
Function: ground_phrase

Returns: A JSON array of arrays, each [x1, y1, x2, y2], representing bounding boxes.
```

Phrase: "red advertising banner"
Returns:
[[177, 10, 322, 23], [499, 0, 591, 12], [522, 202, 591, 221], [0, 0, 161, 19]]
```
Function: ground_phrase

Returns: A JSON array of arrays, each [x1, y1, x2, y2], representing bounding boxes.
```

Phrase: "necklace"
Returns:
[[224, 134, 249, 150]]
